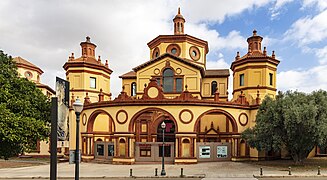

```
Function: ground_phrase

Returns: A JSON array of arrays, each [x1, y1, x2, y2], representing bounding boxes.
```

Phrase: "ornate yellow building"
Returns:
[[65, 9, 280, 164], [13, 56, 67, 156]]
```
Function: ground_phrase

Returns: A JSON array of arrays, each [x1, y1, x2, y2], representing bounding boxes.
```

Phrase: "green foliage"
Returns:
[[242, 90, 327, 164], [0, 50, 51, 159]]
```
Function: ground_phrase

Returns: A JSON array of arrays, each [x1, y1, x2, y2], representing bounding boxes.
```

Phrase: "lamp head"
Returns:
[[73, 97, 83, 113], [161, 121, 166, 129]]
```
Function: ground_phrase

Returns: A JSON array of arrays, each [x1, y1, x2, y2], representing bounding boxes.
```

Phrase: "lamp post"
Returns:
[[161, 121, 166, 176], [73, 98, 83, 180]]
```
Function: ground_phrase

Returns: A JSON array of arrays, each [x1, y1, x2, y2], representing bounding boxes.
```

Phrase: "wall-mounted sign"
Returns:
[[217, 146, 228, 158], [199, 146, 210, 158]]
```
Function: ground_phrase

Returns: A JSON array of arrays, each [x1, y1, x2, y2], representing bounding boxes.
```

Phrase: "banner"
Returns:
[[56, 77, 70, 141]]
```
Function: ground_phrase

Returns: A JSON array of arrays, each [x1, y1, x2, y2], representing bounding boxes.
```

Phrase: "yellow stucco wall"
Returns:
[[66, 66, 111, 102], [232, 62, 277, 102], [17, 67, 41, 83], [136, 57, 201, 98], [150, 41, 206, 67]]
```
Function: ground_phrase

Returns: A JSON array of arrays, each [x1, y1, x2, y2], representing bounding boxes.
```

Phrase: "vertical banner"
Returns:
[[56, 77, 70, 142]]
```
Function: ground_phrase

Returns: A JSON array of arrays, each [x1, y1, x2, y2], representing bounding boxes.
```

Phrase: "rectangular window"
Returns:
[[269, 73, 273, 86], [139, 144, 151, 157], [239, 74, 244, 86], [176, 78, 182, 92], [90, 77, 96, 89]]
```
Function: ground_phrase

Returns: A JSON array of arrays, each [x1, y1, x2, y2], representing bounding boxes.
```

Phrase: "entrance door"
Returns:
[[156, 119, 175, 162]]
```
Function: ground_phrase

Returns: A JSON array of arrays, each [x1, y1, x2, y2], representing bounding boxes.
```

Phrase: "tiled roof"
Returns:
[[13, 56, 43, 74], [205, 69, 230, 77], [119, 71, 136, 78]]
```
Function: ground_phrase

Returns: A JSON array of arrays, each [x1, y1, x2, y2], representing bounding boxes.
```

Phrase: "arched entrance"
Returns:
[[83, 110, 115, 162], [130, 108, 177, 162], [194, 109, 238, 161]]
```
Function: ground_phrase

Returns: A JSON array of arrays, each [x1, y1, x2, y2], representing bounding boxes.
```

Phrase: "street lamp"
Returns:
[[161, 121, 166, 176], [73, 98, 83, 180]]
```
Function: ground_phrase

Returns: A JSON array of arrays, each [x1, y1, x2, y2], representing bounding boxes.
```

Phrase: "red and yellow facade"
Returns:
[[65, 9, 281, 164]]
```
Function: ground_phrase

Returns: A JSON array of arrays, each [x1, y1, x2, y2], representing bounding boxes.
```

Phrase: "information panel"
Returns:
[[199, 146, 210, 158], [217, 146, 228, 158]]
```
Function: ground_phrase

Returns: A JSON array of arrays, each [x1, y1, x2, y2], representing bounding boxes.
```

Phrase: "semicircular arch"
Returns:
[[194, 109, 238, 133], [129, 107, 178, 132], [87, 109, 115, 133]]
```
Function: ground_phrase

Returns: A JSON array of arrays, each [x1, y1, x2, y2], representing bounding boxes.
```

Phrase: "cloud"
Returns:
[[206, 54, 230, 69], [0, 0, 259, 97], [315, 45, 327, 64], [277, 65, 327, 92], [181, 0, 271, 23], [302, 0, 327, 11], [283, 9, 327, 46], [269, 0, 294, 20]]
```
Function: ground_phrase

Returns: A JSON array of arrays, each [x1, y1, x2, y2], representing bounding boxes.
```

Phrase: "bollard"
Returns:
[[318, 166, 321, 175], [180, 168, 184, 177], [288, 167, 291, 175], [155, 168, 158, 176], [260, 167, 263, 176], [130, 169, 133, 177]]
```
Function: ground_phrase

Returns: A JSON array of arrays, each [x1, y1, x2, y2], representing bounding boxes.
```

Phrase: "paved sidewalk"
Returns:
[[0, 161, 326, 179]]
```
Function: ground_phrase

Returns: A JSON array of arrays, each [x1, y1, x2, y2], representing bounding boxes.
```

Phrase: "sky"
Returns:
[[1, 0, 327, 99]]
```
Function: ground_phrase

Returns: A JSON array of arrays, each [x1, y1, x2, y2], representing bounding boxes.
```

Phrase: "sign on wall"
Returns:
[[217, 145, 228, 158], [199, 146, 210, 158], [56, 77, 70, 141]]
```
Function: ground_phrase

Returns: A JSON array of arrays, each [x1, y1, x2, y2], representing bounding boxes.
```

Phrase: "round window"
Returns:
[[189, 46, 201, 61], [24, 71, 33, 79], [192, 50, 197, 57], [171, 48, 177, 54], [166, 44, 181, 56], [152, 47, 160, 59]]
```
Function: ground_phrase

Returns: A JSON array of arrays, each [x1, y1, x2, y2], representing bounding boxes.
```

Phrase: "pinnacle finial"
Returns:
[[86, 36, 91, 42], [253, 29, 257, 36], [178, 7, 181, 14]]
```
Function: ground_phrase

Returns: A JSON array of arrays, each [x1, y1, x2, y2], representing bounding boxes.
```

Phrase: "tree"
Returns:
[[0, 50, 51, 160], [242, 90, 327, 164]]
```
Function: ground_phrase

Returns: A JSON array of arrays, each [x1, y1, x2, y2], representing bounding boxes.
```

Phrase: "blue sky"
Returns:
[[0, 0, 326, 98]]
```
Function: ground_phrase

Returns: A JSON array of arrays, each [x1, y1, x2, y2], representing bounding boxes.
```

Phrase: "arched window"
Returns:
[[131, 82, 136, 96], [211, 81, 217, 95], [163, 68, 174, 92]]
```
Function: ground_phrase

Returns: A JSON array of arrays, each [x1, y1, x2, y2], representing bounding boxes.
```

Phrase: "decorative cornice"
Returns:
[[147, 34, 209, 54], [230, 57, 280, 71], [63, 60, 113, 75]]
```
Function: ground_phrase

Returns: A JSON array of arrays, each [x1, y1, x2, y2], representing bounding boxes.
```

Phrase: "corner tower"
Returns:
[[231, 30, 280, 103], [63, 37, 113, 102]]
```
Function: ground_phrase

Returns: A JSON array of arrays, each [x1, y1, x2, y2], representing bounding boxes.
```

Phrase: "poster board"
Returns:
[[199, 146, 210, 158], [217, 145, 228, 158]]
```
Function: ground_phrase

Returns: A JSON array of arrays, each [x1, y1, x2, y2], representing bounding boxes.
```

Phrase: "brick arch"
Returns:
[[194, 109, 238, 133], [87, 109, 115, 133], [128, 107, 178, 132]]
